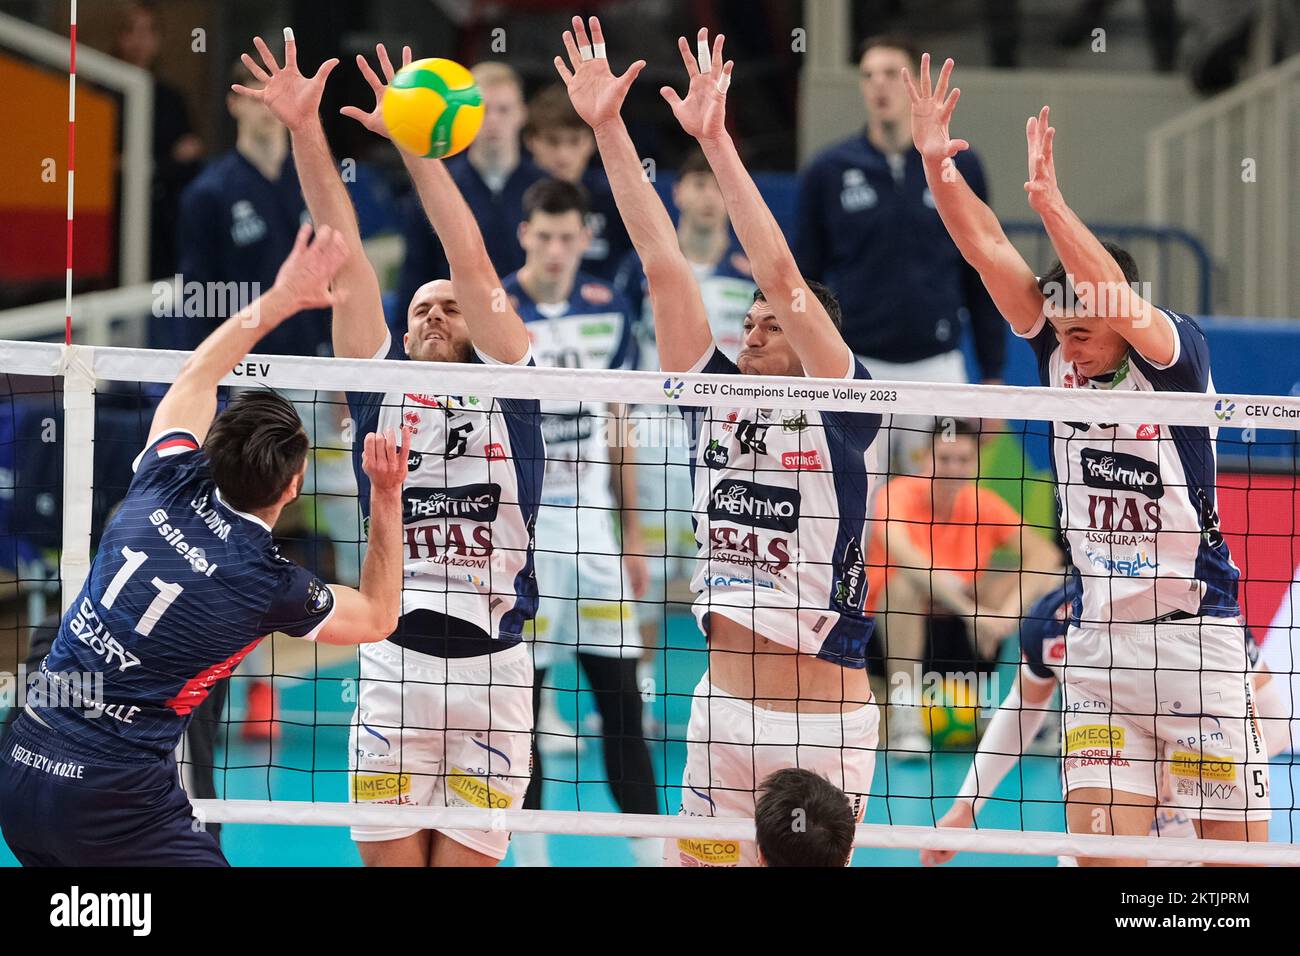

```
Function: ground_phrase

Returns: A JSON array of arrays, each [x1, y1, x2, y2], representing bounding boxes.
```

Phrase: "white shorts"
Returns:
[[348, 640, 534, 859], [667, 675, 879, 867], [1054, 618, 1271, 822], [531, 506, 640, 669]]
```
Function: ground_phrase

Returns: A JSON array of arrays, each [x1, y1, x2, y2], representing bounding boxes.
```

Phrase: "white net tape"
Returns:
[[6, 338, 1300, 865]]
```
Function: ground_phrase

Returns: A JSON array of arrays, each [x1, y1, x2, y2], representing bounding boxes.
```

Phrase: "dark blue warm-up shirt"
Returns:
[[170, 151, 330, 357], [796, 132, 1005, 379]]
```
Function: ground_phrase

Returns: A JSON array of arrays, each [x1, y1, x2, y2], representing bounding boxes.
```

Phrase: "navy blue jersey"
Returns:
[[34, 430, 335, 759], [172, 151, 330, 357], [795, 133, 1004, 377], [577, 166, 633, 282]]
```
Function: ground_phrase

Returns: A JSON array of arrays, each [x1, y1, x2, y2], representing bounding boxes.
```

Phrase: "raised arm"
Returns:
[[663, 29, 848, 380], [1024, 106, 1174, 365], [902, 55, 1043, 335], [315, 427, 408, 645], [341, 45, 529, 365], [149, 224, 348, 445], [554, 16, 713, 372], [233, 30, 387, 360]]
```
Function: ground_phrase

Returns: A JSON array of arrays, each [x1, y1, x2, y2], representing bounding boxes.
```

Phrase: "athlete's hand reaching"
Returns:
[[339, 43, 414, 141], [1024, 105, 1061, 215], [920, 799, 975, 866], [270, 222, 350, 314], [362, 427, 412, 497], [231, 28, 338, 133], [661, 27, 732, 144], [901, 53, 968, 166], [554, 16, 645, 132]]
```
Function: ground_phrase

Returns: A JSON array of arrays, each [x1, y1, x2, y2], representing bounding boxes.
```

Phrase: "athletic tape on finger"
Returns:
[[717, 71, 730, 93], [284, 27, 294, 43], [697, 38, 712, 72], [593, 42, 606, 59], [579, 44, 593, 61]]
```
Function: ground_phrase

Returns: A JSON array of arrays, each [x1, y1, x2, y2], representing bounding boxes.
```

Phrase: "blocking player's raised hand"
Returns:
[[339, 42, 413, 141], [554, 16, 645, 131], [271, 222, 350, 314], [231, 28, 339, 133], [1024, 105, 1061, 215], [661, 27, 732, 144], [902, 53, 969, 165]]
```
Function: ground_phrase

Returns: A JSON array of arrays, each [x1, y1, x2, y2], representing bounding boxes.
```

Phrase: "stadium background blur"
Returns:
[[0, 0, 1297, 866]]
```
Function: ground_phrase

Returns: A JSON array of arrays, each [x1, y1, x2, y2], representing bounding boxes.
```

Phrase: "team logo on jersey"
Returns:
[[703, 439, 729, 469], [485, 443, 506, 461], [781, 450, 822, 470], [230, 200, 268, 246], [709, 479, 800, 532], [304, 578, 332, 614], [403, 411, 421, 432], [840, 169, 877, 212], [781, 412, 809, 433], [1079, 449, 1164, 499], [580, 283, 614, 305], [405, 393, 444, 408], [734, 420, 770, 456], [403, 483, 501, 522], [444, 421, 474, 459], [407, 451, 424, 472], [1136, 423, 1160, 440]]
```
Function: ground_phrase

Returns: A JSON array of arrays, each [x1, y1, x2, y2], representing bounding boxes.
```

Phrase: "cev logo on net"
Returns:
[[663, 377, 685, 400], [1214, 400, 1236, 422]]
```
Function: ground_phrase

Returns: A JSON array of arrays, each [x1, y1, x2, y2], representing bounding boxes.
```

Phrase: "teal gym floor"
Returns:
[[3, 613, 1296, 866]]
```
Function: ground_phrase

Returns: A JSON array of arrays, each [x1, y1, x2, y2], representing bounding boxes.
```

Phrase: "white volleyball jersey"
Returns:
[[616, 243, 756, 366], [505, 272, 637, 513], [347, 334, 545, 642], [682, 346, 882, 668], [1017, 308, 1240, 626]]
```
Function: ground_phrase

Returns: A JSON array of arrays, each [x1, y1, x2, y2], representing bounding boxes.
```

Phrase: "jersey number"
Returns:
[[102, 546, 184, 637]]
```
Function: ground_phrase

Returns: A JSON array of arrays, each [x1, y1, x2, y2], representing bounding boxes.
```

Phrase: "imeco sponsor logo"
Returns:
[[1169, 752, 1236, 780], [352, 772, 412, 801], [1066, 725, 1125, 753], [448, 770, 512, 809]]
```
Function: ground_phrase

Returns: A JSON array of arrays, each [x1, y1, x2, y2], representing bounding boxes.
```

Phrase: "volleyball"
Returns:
[[922, 679, 980, 749], [382, 58, 484, 158]]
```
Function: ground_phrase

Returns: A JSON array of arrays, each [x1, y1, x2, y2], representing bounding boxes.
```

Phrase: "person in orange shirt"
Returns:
[[867, 418, 1062, 758]]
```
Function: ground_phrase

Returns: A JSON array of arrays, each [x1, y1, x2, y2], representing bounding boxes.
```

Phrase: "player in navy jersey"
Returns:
[[238, 31, 542, 866], [0, 224, 409, 866], [907, 54, 1269, 863], [557, 18, 882, 866]]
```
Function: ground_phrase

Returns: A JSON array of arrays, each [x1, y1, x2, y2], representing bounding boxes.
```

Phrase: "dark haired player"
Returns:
[[907, 53, 1268, 864], [556, 18, 882, 867], [755, 768, 857, 867], [235, 31, 543, 867], [0, 225, 409, 866]]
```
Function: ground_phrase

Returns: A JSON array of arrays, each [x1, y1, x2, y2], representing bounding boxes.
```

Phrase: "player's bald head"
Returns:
[[405, 279, 474, 364]]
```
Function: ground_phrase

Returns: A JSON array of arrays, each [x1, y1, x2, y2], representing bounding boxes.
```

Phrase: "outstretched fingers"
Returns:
[[252, 34, 281, 75]]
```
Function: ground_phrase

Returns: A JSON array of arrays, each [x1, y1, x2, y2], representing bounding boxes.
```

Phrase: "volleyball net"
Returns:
[[2, 337, 1299, 866]]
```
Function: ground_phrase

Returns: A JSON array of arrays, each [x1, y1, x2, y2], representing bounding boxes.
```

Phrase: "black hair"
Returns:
[[1037, 241, 1141, 313], [204, 391, 308, 512], [522, 177, 590, 220], [754, 768, 856, 867], [752, 280, 844, 332]]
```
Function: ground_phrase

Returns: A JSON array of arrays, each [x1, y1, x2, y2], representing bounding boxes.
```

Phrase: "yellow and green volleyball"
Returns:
[[382, 58, 484, 159]]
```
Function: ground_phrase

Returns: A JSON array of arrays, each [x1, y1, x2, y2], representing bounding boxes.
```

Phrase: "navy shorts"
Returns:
[[0, 713, 228, 866]]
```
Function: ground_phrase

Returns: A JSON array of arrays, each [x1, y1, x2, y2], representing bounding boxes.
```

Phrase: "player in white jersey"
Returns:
[[555, 18, 882, 866], [237, 34, 541, 866], [906, 54, 1269, 864], [615, 147, 757, 644], [922, 585, 1286, 866], [501, 178, 659, 865]]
